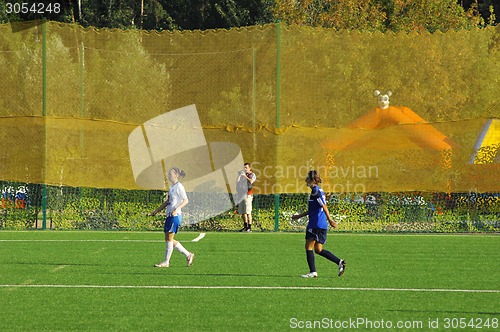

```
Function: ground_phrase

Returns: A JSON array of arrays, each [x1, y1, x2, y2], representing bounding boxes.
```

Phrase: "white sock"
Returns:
[[174, 242, 190, 258], [164, 241, 174, 263]]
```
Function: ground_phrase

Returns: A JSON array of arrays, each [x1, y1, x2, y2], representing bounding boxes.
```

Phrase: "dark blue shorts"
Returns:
[[164, 215, 181, 234], [305, 227, 328, 244]]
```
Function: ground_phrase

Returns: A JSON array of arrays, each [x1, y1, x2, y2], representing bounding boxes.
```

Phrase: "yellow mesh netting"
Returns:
[[0, 22, 499, 193]]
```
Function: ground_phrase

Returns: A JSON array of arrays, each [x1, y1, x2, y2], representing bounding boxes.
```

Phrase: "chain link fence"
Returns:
[[1, 181, 498, 233]]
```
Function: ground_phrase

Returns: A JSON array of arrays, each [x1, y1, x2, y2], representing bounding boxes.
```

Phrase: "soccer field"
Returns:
[[0, 231, 498, 331]]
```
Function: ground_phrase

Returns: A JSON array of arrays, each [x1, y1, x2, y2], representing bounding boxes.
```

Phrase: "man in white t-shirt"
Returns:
[[236, 163, 256, 232]]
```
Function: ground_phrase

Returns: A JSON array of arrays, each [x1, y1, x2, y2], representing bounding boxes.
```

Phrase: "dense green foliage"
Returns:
[[1, 183, 499, 232], [0, 0, 496, 31]]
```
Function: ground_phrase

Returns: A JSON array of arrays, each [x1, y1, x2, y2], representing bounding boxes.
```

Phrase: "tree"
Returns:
[[1, 0, 496, 31], [69, 0, 274, 31], [460, 0, 499, 25], [70, 0, 137, 29], [272, 0, 493, 32], [272, 0, 387, 30], [387, 0, 484, 32]]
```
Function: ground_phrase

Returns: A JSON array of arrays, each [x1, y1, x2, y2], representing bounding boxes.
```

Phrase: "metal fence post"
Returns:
[[274, 21, 282, 231]]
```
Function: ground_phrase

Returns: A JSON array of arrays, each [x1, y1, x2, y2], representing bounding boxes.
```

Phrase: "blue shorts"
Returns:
[[164, 215, 182, 234], [305, 228, 327, 244]]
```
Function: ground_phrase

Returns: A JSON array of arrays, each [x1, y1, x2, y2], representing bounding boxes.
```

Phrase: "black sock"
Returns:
[[247, 223, 251, 230], [306, 250, 316, 273], [243, 222, 248, 229], [319, 249, 341, 265]]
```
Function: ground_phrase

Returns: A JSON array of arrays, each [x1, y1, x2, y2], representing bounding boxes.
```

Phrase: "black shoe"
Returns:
[[338, 260, 346, 277], [239, 227, 247, 232]]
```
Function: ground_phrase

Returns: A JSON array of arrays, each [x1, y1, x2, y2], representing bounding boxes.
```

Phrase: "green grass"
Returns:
[[0, 231, 498, 331]]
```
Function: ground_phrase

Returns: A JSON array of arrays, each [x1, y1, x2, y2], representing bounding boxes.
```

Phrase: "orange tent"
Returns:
[[323, 91, 454, 153]]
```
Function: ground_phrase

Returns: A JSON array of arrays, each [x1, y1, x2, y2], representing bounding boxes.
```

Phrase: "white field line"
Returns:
[[0, 230, 500, 242], [191, 233, 206, 242], [0, 284, 498, 293], [0, 239, 164, 242]]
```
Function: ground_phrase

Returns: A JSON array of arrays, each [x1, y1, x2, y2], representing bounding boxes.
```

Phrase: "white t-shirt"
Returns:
[[166, 182, 187, 216]]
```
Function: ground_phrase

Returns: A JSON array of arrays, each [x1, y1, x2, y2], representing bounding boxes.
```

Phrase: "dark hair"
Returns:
[[307, 170, 322, 183], [244, 163, 251, 167], [170, 167, 186, 179]]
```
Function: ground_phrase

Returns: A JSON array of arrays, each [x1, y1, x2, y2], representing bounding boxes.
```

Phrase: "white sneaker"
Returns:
[[338, 260, 346, 276], [187, 253, 195, 267], [154, 261, 169, 268], [301, 272, 318, 278]]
